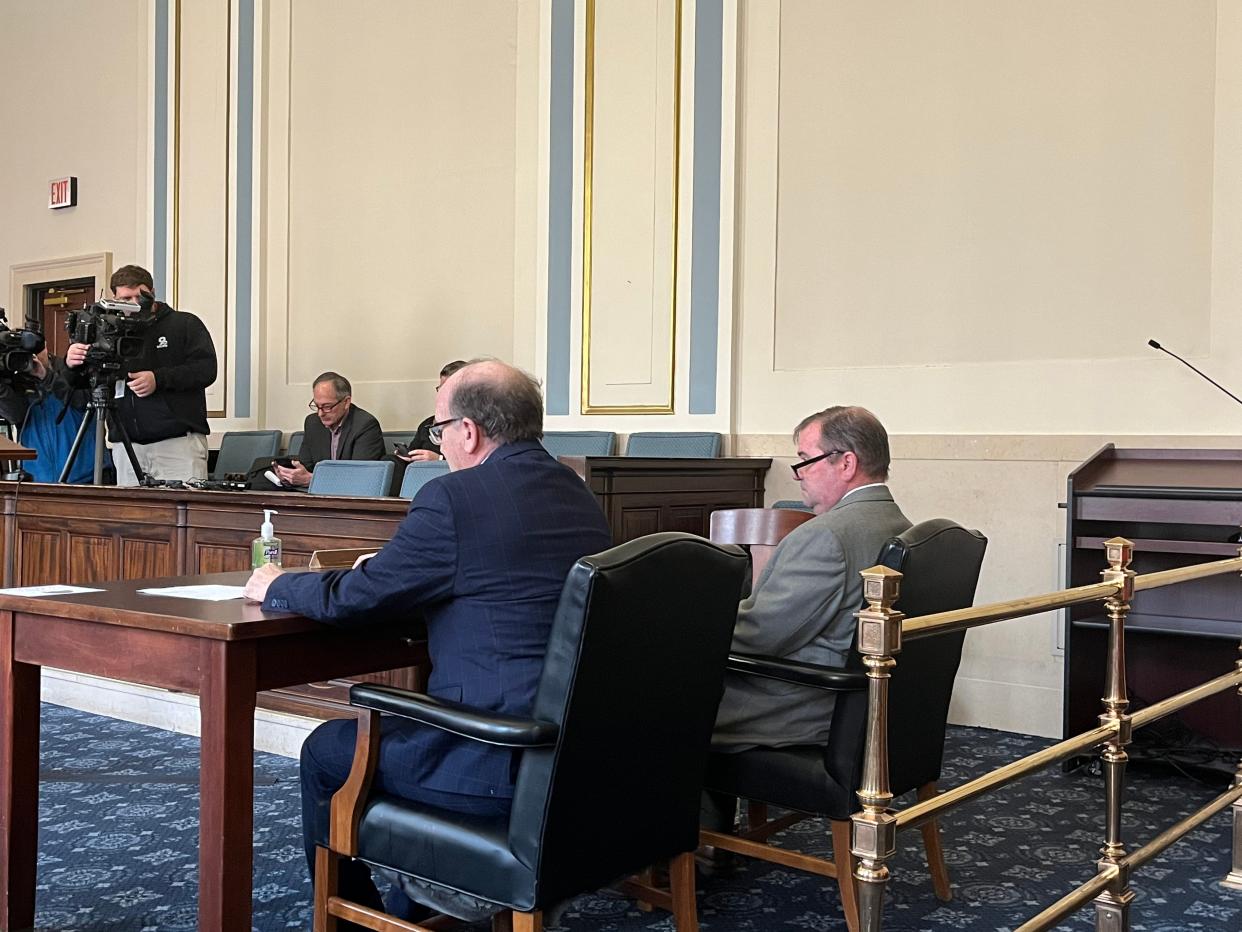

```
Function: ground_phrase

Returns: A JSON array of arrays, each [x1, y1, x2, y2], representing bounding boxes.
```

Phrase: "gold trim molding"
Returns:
[[580, 0, 682, 415]]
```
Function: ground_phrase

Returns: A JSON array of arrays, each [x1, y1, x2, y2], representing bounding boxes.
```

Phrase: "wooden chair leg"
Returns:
[[635, 866, 654, 911], [831, 819, 860, 932], [492, 912, 514, 932], [313, 846, 339, 932], [511, 910, 543, 932], [668, 851, 700, 932], [747, 799, 768, 830], [917, 782, 953, 902]]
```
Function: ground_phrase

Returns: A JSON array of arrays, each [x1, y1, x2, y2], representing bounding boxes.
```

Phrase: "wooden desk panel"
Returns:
[[0, 483, 412, 717], [0, 460, 773, 715], [559, 456, 772, 545]]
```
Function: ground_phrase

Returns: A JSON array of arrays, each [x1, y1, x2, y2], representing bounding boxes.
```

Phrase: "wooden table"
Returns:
[[0, 570, 427, 931]]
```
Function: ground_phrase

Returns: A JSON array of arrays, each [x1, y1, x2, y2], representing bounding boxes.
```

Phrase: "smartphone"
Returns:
[[272, 457, 296, 469], [393, 442, 410, 457]]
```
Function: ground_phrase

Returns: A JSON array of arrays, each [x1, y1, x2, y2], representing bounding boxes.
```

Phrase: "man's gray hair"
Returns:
[[313, 371, 351, 398], [448, 359, 544, 443], [795, 405, 890, 481]]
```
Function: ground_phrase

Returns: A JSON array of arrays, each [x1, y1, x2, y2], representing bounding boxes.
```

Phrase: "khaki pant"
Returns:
[[113, 432, 209, 486]]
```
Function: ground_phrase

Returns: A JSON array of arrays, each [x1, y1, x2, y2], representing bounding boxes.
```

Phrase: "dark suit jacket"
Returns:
[[264, 440, 612, 799], [296, 403, 385, 472]]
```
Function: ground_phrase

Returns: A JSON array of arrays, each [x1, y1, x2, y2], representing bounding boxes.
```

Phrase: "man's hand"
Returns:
[[65, 343, 90, 368], [127, 370, 157, 397], [399, 449, 442, 463], [274, 459, 312, 487], [243, 562, 285, 603], [30, 352, 48, 381]]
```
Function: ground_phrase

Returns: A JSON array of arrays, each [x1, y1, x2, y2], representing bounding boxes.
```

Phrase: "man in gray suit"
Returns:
[[712, 405, 912, 752]]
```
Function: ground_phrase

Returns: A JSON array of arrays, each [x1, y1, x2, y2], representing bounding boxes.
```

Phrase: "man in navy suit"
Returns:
[[243, 359, 611, 922]]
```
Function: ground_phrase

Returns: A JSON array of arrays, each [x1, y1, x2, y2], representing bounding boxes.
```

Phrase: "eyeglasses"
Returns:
[[790, 449, 846, 478], [428, 417, 460, 445], [308, 396, 348, 414]]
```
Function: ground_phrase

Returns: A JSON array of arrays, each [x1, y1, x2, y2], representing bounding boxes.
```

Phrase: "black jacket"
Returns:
[[0, 356, 87, 427], [297, 403, 385, 472], [100, 303, 217, 444], [411, 413, 438, 454]]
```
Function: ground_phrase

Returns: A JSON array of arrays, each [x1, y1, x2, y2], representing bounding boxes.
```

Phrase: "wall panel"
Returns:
[[772, 1, 1215, 371], [735, 0, 1239, 437], [581, 0, 679, 412], [262, 0, 524, 433], [176, 0, 231, 414]]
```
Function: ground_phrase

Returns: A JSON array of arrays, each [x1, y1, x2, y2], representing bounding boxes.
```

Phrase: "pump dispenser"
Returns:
[[251, 509, 283, 568]]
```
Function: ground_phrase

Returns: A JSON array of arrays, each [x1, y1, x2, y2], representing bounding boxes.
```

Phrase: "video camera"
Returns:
[[0, 307, 47, 393], [65, 293, 156, 384]]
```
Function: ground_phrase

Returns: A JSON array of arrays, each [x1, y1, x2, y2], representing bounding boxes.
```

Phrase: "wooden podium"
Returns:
[[1063, 446, 1242, 756]]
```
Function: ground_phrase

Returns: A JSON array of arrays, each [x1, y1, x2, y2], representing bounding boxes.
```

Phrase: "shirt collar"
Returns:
[[839, 482, 885, 504]]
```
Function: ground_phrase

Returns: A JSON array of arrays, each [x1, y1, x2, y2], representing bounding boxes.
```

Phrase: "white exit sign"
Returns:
[[48, 176, 77, 209]]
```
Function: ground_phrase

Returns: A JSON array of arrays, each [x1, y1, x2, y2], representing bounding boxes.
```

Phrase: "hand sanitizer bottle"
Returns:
[[251, 509, 282, 569]]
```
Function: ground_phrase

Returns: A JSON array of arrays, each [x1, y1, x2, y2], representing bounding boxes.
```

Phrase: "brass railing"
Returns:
[[850, 537, 1242, 932]]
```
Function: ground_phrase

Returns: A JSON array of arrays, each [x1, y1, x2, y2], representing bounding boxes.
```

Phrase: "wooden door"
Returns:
[[34, 279, 96, 359]]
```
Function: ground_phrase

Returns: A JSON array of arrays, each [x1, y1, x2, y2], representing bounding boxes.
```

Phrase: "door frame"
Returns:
[[9, 253, 113, 327]]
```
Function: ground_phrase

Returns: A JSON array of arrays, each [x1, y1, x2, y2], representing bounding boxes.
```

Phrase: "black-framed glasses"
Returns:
[[790, 449, 846, 478], [428, 417, 460, 445], [308, 396, 348, 414]]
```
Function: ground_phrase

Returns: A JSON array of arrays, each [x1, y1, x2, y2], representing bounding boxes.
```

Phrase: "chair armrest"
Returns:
[[726, 652, 867, 692], [349, 684, 559, 748]]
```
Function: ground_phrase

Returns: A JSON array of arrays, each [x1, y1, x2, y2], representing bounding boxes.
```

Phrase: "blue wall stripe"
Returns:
[[688, 0, 723, 415], [545, 0, 575, 415], [153, 1, 169, 295], [234, 0, 254, 417]]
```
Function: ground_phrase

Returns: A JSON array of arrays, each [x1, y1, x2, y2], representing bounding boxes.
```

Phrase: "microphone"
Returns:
[[1148, 339, 1242, 406]]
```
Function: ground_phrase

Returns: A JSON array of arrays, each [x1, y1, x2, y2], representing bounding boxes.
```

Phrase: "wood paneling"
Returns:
[[0, 483, 411, 717], [66, 535, 115, 583], [195, 544, 252, 575], [578, 457, 772, 545], [121, 539, 174, 579], [17, 531, 60, 586]]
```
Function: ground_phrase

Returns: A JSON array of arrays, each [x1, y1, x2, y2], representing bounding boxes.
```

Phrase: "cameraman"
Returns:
[[66, 264, 217, 486], [0, 350, 105, 483]]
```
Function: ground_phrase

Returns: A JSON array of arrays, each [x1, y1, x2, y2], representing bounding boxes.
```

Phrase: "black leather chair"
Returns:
[[315, 532, 749, 932], [701, 518, 987, 932]]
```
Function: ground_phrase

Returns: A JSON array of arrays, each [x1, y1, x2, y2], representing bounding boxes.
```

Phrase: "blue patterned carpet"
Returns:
[[32, 703, 1241, 931]]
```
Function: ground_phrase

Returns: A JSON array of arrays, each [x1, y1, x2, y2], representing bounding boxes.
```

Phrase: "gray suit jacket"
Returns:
[[713, 484, 912, 751]]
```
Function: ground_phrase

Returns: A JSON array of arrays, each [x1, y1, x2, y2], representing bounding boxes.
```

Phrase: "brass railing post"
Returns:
[[851, 566, 905, 932], [1225, 631, 1242, 892], [1094, 538, 1136, 931]]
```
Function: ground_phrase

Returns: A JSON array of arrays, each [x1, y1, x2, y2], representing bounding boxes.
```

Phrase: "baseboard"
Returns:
[[40, 669, 316, 759], [949, 676, 1062, 739]]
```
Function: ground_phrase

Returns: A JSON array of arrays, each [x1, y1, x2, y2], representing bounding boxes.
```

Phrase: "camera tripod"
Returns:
[[58, 381, 148, 485]]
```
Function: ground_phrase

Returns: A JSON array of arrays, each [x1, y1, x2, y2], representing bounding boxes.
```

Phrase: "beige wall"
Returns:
[[0, 1, 149, 312], [735, 0, 1242, 438], [258, 0, 538, 432]]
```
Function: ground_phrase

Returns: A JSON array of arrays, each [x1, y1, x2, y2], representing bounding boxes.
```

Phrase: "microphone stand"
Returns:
[[1147, 339, 1242, 406]]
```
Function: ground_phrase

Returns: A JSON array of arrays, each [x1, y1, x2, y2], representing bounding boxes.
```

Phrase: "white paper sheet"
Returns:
[[0, 584, 105, 597], [137, 585, 247, 602]]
